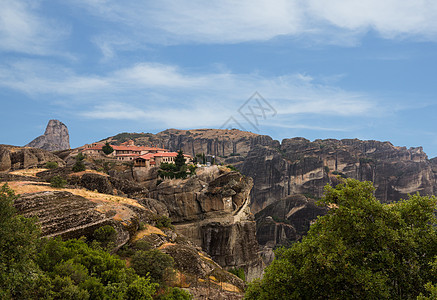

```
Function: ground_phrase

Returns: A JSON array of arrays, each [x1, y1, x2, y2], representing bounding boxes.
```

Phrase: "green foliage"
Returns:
[[157, 287, 192, 300], [158, 151, 188, 179], [324, 165, 330, 174], [102, 142, 114, 155], [37, 237, 158, 299], [72, 153, 86, 172], [131, 249, 175, 285], [332, 170, 347, 178], [153, 215, 174, 230], [226, 165, 239, 172], [175, 150, 186, 171], [0, 184, 157, 299], [45, 161, 59, 169], [188, 164, 197, 176], [245, 179, 437, 300], [50, 175, 67, 188], [229, 153, 240, 156], [0, 184, 42, 299], [228, 268, 246, 281], [93, 225, 117, 248]]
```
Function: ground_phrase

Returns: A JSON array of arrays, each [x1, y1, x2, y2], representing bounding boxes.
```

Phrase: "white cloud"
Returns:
[[0, 0, 68, 55], [72, 0, 437, 53]]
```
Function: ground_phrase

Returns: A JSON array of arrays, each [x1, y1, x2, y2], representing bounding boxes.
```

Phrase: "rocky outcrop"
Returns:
[[26, 119, 70, 151], [254, 194, 328, 264], [149, 166, 264, 281], [242, 138, 435, 213], [13, 190, 150, 250], [0, 144, 65, 171]]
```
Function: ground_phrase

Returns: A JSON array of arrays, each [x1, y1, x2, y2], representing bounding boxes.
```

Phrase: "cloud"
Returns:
[[0, 57, 380, 130], [72, 0, 437, 53], [0, 0, 69, 55]]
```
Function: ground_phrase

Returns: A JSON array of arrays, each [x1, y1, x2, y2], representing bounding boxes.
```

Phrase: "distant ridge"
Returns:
[[26, 119, 70, 151]]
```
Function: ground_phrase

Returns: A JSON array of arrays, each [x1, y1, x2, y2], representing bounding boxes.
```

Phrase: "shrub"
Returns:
[[153, 215, 174, 230], [50, 176, 67, 188], [72, 153, 86, 172], [131, 249, 175, 285], [102, 142, 114, 155], [228, 267, 246, 281], [93, 225, 117, 247], [157, 287, 192, 300], [45, 161, 59, 169]]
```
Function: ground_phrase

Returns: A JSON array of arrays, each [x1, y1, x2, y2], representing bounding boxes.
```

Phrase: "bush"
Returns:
[[157, 287, 192, 300], [228, 267, 246, 281], [131, 249, 175, 285], [102, 142, 114, 155], [153, 215, 174, 230], [50, 176, 67, 188], [72, 153, 86, 172], [45, 161, 59, 169], [93, 225, 116, 247]]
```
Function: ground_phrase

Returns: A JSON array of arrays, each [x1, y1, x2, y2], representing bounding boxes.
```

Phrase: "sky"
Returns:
[[1, 1, 437, 157]]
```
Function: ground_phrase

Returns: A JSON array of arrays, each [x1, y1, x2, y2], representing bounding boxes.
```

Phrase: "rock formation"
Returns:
[[0, 144, 65, 172], [149, 166, 264, 281], [26, 119, 70, 151], [103, 129, 437, 252]]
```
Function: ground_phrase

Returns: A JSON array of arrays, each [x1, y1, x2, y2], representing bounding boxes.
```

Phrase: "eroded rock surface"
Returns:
[[149, 166, 264, 281], [0, 144, 65, 171], [26, 119, 70, 151]]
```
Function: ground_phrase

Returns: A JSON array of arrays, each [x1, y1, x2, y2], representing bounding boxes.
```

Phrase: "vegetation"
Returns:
[[158, 150, 188, 179], [245, 179, 437, 299], [228, 267, 246, 281], [50, 175, 67, 188], [102, 142, 114, 155], [0, 184, 157, 299], [157, 287, 192, 300], [332, 170, 347, 178], [226, 165, 239, 172], [72, 153, 86, 172], [45, 161, 59, 169], [93, 225, 117, 249], [153, 215, 174, 230], [194, 153, 206, 164], [131, 249, 175, 285]]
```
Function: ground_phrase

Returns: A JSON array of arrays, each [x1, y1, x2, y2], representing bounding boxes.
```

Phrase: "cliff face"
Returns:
[[107, 130, 436, 212], [0, 144, 65, 172], [149, 166, 264, 281], [243, 138, 435, 212], [26, 119, 70, 151]]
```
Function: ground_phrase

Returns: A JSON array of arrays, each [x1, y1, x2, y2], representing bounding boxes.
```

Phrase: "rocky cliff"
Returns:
[[0, 144, 65, 172], [105, 129, 437, 212], [26, 119, 70, 151], [148, 166, 264, 281], [103, 129, 437, 252]]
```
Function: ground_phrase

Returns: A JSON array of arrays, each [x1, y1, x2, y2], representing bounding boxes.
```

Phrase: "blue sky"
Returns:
[[1, 1, 437, 157]]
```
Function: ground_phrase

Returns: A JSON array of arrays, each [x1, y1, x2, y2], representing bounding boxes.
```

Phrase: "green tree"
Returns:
[[245, 179, 437, 300], [45, 161, 59, 169], [72, 153, 86, 172], [50, 175, 67, 188], [175, 150, 186, 171], [102, 142, 114, 155], [0, 184, 43, 299], [131, 249, 175, 285]]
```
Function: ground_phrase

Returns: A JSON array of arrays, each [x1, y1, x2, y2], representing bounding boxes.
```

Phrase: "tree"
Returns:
[[0, 184, 42, 299], [131, 249, 175, 285], [175, 150, 186, 171], [72, 153, 86, 172], [245, 179, 437, 299], [102, 142, 114, 155]]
